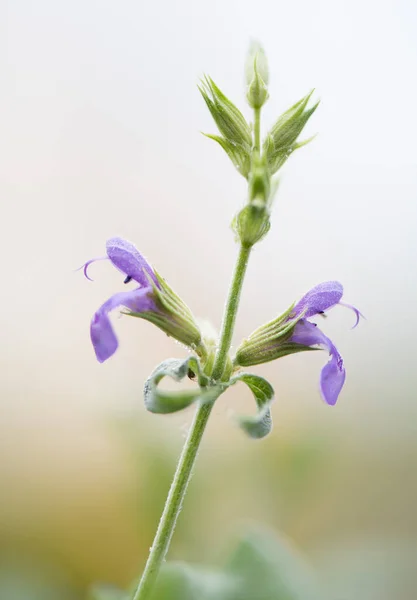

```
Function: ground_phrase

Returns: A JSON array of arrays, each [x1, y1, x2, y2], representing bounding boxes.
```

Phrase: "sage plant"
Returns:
[[81, 43, 361, 599]]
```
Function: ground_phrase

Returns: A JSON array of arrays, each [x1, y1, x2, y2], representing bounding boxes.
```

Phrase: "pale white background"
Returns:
[[0, 0, 416, 595], [1, 0, 416, 424]]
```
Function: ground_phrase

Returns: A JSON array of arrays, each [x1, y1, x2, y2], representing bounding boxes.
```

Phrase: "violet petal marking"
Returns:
[[106, 237, 159, 288], [91, 288, 156, 363], [290, 320, 345, 406]]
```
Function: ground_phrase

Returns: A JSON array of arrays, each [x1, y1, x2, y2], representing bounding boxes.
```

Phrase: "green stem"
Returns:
[[254, 107, 261, 153], [211, 244, 251, 381], [132, 245, 252, 599], [132, 399, 216, 600]]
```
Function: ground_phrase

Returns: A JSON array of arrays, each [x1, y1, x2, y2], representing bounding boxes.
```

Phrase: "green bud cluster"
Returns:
[[200, 41, 318, 249]]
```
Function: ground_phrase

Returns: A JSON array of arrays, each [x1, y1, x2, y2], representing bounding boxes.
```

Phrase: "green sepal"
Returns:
[[234, 305, 321, 367], [239, 303, 297, 347], [229, 373, 274, 439], [126, 272, 205, 357], [203, 133, 250, 178], [237, 342, 319, 367], [199, 76, 252, 148], [144, 356, 221, 414], [264, 90, 319, 174]]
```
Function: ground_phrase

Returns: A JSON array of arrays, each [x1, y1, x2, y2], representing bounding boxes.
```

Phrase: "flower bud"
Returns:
[[264, 91, 319, 174], [199, 76, 252, 148], [245, 42, 269, 109], [245, 41, 269, 87], [234, 202, 271, 248]]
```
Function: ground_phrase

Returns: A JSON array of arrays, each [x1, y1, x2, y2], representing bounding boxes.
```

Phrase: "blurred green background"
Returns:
[[1, 0, 417, 598]]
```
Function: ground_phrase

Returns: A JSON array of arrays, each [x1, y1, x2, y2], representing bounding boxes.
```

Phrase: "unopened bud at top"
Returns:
[[245, 42, 269, 110], [245, 41, 269, 87]]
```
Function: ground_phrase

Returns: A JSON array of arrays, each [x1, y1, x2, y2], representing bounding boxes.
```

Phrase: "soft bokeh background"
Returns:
[[1, 0, 417, 598]]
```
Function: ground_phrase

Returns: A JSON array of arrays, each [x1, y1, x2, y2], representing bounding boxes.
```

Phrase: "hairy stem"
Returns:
[[132, 244, 251, 599], [133, 107, 261, 598], [211, 244, 251, 381], [254, 107, 261, 153], [132, 399, 216, 600]]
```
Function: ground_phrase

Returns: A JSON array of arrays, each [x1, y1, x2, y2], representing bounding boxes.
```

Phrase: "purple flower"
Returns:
[[82, 237, 161, 363], [235, 280, 362, 406], [82, 237, 203, 363], [289, 281, 362, 405]]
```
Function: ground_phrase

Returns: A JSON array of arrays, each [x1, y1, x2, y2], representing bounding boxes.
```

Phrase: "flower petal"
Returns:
[[106, 237, 158, 287], [290, 319, 346, 405], [293, 281, 343, 318], [90, 288, 156, 362], [320, 352, 346, 406]]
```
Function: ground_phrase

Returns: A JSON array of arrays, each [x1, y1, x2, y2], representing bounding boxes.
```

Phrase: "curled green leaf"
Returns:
[[230, 373, 274, 439], [144, 357, 224, 415], [144, 357, 212, 414]]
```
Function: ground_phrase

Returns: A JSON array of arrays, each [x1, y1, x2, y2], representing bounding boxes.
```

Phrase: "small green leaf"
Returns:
[[230, 373, 274, 439], [144, 357, 217, 414], [226, 528, 321, 600], [149, 562, 238, 600], [88, 585, 126, 600]]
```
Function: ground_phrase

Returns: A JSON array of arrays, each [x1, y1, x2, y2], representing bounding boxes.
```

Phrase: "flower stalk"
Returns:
[[80, 41, 361, 600], [132, 243, 253, 600], [132, 400, 216, 600]]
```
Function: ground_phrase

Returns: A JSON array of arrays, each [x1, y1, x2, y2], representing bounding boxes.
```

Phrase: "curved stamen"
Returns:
[[77, 256, 108, 281], [338, 302, 364, 329]]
